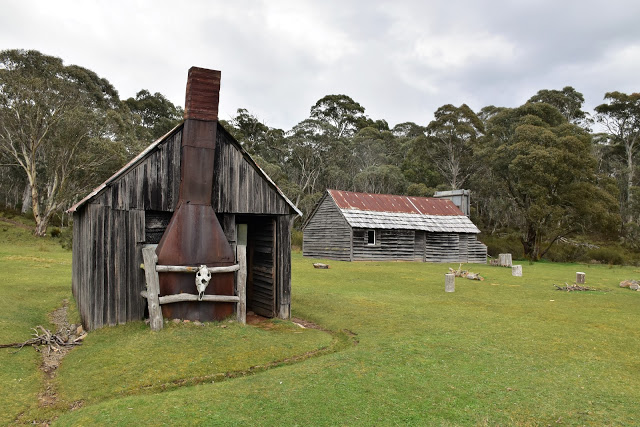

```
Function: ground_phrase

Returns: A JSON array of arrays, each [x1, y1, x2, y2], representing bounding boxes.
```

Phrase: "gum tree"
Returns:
[[482, 102, 619, 260], [0, 49, 128, 235]]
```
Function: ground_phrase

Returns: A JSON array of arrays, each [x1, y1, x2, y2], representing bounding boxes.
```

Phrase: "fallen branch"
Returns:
[[449, 264, 484, 281], [0, 325, 85, 354]]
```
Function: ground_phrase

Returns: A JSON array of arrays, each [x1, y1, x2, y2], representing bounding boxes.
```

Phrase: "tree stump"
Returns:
[[512, 265, 522, 277], [576, 272, 586, 284], [445, 273, 455, 292], [499, 253, 512, 267]]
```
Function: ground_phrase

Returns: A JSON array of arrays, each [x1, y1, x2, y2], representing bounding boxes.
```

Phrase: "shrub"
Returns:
[[480, 233, 523, 259], [585, 247, 626, 265], [291, 229, 303, 251], [544, 243, 588, 263], [49, 227, 61, 238], [59, 226, 73, 250]]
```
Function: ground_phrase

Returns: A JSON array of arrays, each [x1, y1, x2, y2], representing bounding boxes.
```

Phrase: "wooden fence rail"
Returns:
[[140, 245, 246, 331]]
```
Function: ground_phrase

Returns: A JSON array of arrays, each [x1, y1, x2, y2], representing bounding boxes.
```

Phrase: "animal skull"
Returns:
[[195, 265, 212, 301]]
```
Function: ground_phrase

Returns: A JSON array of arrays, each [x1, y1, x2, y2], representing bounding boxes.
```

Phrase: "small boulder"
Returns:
[[620, 280, 639, 290]]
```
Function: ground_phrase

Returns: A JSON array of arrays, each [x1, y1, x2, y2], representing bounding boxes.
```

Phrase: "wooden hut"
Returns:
[[69, 67, 301, 331], [303, 189, 486, 263]]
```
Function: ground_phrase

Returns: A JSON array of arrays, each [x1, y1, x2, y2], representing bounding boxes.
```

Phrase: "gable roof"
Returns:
[[68, 122, 301, 216], [325, 189, 480, 234]]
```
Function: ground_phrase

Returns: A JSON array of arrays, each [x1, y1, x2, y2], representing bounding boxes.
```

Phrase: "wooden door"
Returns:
[[248, 217, 276, 317]]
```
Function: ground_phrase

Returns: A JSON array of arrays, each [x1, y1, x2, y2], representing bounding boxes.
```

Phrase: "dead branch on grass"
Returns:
[[0, 325, 86, 354], [553, 282, 604, 292]]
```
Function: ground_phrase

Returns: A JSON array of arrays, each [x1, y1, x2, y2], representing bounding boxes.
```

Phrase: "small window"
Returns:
[[367, 229, 376, 245]]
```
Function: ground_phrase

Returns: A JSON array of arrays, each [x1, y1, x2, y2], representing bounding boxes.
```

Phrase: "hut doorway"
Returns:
[[237, 215, 276, 317]]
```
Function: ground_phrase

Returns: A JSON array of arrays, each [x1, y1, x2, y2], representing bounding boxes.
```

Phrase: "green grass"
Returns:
[[2, 214, 639, 425], [0, 217, 332, 425], [58, 256, 640, 426], [0, 216, 74, 426]]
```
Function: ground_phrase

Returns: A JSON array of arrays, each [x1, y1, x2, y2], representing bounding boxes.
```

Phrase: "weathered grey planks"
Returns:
[[276, 215, 294, 319], [250, 217, 276, 317], [71, 122, 298, 330], [213, 127, 292, 215], [303, 194, 352, 260], [352, 228, 415, 261]]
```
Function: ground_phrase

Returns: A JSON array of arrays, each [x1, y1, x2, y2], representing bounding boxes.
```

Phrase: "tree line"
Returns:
[[1, 50, 638, 260]]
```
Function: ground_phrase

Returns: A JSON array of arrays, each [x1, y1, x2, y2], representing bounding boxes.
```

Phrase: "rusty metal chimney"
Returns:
[[155, 67, 235, 321]]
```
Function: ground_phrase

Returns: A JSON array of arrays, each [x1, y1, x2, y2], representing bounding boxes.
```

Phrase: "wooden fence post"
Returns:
[[576, 272, 586, 284], [445, 273, 455, 292], [236, 224, 247, 324], [142, 246, 163, 331]]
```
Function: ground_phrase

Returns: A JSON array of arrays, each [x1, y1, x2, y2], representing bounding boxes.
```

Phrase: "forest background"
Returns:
[[1, 49, 638, 263]]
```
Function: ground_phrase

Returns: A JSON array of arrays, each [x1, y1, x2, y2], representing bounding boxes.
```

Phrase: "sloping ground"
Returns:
[[0, 218, 73, 425], [0, 218, 334, 425], [56, 255, 640, 425]]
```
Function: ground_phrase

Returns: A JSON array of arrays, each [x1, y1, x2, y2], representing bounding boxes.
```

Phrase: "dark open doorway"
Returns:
[[236, 215, 276, 317]]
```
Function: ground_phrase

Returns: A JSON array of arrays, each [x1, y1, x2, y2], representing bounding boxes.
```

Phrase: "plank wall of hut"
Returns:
[[72, 124, 298, 330]]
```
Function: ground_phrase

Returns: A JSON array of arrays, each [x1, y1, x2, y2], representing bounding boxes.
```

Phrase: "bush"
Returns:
[[58, 226, 73, 250], [623, 222, 640, 250], [480, 233, 523, 259], [291, 229, 303, 251], [49, 227, 61, 238], [544, 243, 588, 263], [585, 247, 626, 266]]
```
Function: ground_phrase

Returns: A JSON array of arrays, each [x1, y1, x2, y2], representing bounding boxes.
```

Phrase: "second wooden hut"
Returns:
[[303, 189, 486, 263]]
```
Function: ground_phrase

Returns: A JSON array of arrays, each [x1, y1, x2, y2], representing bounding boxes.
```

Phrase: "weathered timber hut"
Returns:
[[303, 189, 486, 263], [69, 67, 301, 331]]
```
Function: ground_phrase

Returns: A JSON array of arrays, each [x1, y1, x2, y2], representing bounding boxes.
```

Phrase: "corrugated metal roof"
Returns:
[[327, 189, 480, 234], [341, 210, 480, 233], [328, 189, 462, 216]]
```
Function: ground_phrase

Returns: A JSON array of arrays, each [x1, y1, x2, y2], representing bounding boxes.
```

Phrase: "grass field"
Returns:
[[1, 215, 639, 425]]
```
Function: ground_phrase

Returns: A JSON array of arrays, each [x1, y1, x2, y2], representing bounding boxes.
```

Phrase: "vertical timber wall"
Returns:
[[72, 124, 297, 330]]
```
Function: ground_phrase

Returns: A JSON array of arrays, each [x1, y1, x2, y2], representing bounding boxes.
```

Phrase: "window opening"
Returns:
[[367, 229, 376, 245]]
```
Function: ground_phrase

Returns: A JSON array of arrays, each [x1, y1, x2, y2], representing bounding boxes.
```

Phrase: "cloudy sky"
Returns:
[[2, 0, 639, 131]]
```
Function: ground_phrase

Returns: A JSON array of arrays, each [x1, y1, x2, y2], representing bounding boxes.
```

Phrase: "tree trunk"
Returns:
[[34, 214, 50, 237], [521, 224, 541, 261], [21, 182, 31, 214], [627, 139, 635, 224]]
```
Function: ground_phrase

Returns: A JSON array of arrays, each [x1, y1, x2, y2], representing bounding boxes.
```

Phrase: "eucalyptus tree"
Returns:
[[0, 49, 129, 235], [223, 108, 289, 166], [482, 102, 619, 260], [528, 86, 589, 126], [354, 164, 406, 195], [425, 104, 484, 190], [310, 94, 366, 138], [595, 91, 640, 224], [124, 89, 183, 142]]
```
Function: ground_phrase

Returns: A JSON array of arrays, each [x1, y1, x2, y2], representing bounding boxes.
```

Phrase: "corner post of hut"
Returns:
[[236, 224, 247, 324]]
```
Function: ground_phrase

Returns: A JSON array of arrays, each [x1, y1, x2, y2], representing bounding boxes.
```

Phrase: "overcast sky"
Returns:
[[2, 0, 639, 131]]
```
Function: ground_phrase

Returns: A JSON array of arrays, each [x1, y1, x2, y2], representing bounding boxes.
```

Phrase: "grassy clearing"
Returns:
[[2, 215, 639, 425], [55, 254, 640, 425], [0, 216, 73, 425], [0, 218, 332, 425]]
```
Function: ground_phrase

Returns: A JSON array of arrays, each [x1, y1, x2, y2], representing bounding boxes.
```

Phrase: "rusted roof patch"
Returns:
[[328, 189, 480, 234]]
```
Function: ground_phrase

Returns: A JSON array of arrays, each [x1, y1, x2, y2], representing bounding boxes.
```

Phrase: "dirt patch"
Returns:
[[291, 317, 325, 330], [37, 299, 85, 408], [245, 312, 269, 325]]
